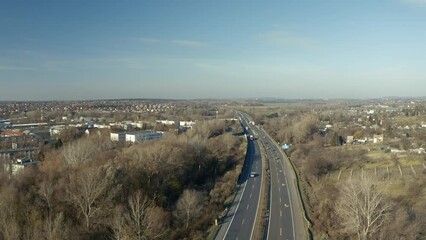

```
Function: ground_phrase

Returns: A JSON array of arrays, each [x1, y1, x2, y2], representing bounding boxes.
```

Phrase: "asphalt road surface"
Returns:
[[223, 139, 262, 240], [215, 112, 306, 240], [263, 136, 295, 240], [215, 114, 263, 240], [257, 125, 307, 240]]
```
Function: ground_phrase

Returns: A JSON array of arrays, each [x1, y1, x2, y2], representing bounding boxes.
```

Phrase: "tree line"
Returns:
[[251, 106, 426, 239], [0, 119, 246, 240]]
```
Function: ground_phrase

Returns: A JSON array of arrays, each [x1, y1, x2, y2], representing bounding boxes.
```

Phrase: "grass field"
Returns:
[[322, 143, 426, 182]]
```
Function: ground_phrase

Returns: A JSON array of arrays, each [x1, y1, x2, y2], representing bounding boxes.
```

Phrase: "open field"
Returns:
[[322, 143, 425, 181]]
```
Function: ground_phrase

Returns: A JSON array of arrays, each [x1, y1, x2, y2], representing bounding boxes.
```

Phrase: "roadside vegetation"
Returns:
[[241, 99, 426, 239], [0, 119, 246, 240]]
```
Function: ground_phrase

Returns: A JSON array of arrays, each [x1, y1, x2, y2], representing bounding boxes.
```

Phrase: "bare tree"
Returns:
[[38, 178, 67, 240], [210, 171, 236, 204], [111, 206, 129, 240], [292, 114, 319, 143], [39, 179, 54, 224], [141, 205, 168, 240], [66, 167, 110, 230], [44, 212, 68, 240], [174, 189, 204, 229], [61, 138, 96, 165], [335, 175, 391, 240], [0, 187, 20, 240], [127, 191, 149, 240], [126, 191, 167, 240]]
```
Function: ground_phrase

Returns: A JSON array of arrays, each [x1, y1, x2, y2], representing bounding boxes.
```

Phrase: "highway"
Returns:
[[244, 112, 307, 240], [215, 112, 306, 240], [263, 136, 296, 240], [215, 114, 263, 240]]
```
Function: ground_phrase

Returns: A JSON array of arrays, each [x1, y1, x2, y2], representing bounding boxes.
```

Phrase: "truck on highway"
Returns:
[[249, 134, 258, 141]]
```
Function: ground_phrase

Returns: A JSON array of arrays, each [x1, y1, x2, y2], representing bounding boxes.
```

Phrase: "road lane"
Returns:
[[215, 114, 263, 240]]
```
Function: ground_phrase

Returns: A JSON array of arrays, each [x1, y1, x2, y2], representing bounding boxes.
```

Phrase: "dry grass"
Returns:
[[399, 158, 423, 166], [382, 183, 407, 197]]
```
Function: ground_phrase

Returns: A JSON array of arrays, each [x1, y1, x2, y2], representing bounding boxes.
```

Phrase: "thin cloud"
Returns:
[[401, 0, 426, 5], [55, 58, 146, 70], [135, 37, 208, 47], [193, 62, 220, 70], [171, 40, 208, 47], [136, 37, 162, 43], [259, 30, 320, 51], [0, 65, 41, 71], [0, 63, 67, 72]]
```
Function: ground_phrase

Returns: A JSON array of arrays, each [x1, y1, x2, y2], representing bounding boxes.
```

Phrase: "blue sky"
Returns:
[[1, 0, 426, 100]]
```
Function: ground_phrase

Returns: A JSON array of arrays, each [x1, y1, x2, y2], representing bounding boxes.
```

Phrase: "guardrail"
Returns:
[[263, 130, 314, 240], [260, 141, 271, 240], [252, 136, 270, 240], [284, 152, 314, 240], [211, 118, 252, 240]]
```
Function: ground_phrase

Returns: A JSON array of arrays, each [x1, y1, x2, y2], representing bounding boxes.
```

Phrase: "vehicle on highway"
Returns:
[[249, 134, 258, 140], [250, 172, 257, 177]]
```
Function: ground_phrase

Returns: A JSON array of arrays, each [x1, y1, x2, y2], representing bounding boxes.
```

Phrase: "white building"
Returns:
[[125, 131, 163, 143], [156, 120, 178, 126], [4, 158, 37, 175], [156, 120, 196, 128], [179, 121, 196, 127], [110, 131, 163, 143], [50, 125, 67, 136], [94, 124, 110, 129], [390, 148, 406, 153], [373, 134, 384, 143], [110, 132, 126, 142]]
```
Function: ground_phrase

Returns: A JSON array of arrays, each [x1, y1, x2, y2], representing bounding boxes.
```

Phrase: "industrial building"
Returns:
[[110, 130, 163, 143]]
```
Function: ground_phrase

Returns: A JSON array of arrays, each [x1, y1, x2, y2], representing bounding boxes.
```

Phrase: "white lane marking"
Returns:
[[242, 218, 245, 225], [250, 193, 252, 198], [278, 187, 280, 192], [252, 185, 254, 189], [280, 198, 282, 203], [223, 181, 248, 238], [247, 204, 250, 210], [280, 228, 282, 236], [280, 210, 282, 217], [283, 175, 296, 240]]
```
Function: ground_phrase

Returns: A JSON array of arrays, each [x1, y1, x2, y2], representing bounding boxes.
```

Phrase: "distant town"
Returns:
[[0, 99, 231, 174], [1, 98, 425, 174], [0, 97, 425, 239]]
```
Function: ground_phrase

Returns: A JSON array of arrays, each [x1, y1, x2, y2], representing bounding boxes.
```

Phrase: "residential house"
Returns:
[[373, 134, 384, 143]]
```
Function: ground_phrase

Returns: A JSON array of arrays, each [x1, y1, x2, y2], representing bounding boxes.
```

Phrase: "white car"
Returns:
[[250, 172, 257, 177]]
